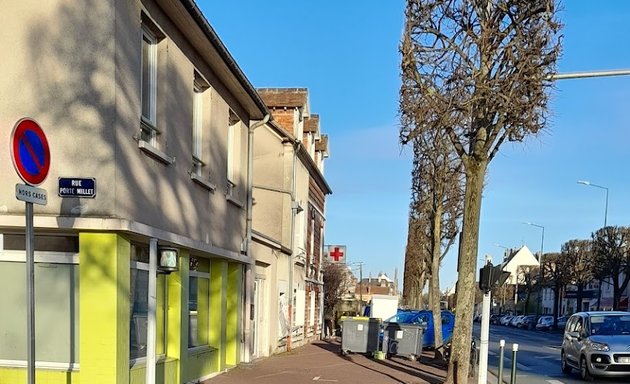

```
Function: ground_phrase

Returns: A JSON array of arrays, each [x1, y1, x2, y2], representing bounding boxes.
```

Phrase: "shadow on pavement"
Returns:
[[312, 339, 447, 384]]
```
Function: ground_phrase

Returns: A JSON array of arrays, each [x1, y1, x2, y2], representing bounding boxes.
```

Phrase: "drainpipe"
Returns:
[[243, 114, 270, 363], [288, 140, 302, 351]]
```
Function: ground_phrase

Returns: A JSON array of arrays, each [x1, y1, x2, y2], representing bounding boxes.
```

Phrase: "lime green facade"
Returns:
[[0, 232, 244, 384]]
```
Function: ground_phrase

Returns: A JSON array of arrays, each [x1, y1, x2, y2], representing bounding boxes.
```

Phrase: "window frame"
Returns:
[[141, 24, 158, 144], [0, 250, 79, 370], [188, 258, 211, 351], [129, 256, 168, 365]]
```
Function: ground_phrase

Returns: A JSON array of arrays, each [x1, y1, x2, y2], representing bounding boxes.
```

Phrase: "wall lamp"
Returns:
[[158, 247, 179, 274]]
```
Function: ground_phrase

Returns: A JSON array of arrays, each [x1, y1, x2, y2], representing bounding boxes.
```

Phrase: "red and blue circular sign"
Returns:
[[10, 118, 51, 186]]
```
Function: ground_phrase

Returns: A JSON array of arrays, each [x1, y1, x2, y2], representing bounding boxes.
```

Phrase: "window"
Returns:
[[141, 25, 158, 144], [0, 234, 79, 367], [130, 244, 167, 360], [227, 111, 241, 195], [192, 73, 209, 176], [189, 257, 210, 348]]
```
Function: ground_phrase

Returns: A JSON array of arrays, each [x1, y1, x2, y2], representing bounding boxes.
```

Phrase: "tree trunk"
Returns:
[[552, 282, 560, 330], [576, 283, 584, 312], [431, 204, 444, 358], [445, 159, 487, 384]]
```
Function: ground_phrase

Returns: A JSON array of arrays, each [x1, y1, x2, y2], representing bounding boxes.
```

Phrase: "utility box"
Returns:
[[383, 322, 424, 361], [340, 317, 381, 355]]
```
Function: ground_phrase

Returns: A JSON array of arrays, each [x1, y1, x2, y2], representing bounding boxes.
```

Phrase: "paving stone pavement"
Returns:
[[206, 338, 492, 384]]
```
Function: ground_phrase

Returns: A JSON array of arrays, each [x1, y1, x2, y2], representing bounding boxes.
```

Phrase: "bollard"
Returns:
[[498, 339, 505, 383], [510, 343, 519, 384]]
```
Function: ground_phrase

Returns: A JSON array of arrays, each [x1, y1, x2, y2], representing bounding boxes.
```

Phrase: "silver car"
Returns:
[[561, 311, 630, 380]]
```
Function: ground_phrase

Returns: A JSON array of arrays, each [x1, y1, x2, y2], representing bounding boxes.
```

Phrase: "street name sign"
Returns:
[[58, 177, 96, 198]]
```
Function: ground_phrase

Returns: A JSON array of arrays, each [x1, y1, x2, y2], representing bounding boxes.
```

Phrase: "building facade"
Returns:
[[257, 88, 331, 350], [0, 0, 270, 383]]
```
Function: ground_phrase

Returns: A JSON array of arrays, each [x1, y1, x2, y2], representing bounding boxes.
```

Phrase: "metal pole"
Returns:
[[510, 343, 519, 384], [359, 264, 363, 313], [146, 239, 157, 384], [478, 287, 491, 384], [549, 69, 630, 80], [539, 227, 545, 314], [604, 187, 609, 227], [498, 339, 505, 383], [26, 201, 35, 384]]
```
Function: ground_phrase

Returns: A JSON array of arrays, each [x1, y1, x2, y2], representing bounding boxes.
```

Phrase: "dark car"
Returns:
[[490, 314, 501, 325], [519, 315, 539, 330]]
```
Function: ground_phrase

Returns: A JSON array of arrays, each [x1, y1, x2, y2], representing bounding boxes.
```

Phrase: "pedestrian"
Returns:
[[324, 309, 334, 339]]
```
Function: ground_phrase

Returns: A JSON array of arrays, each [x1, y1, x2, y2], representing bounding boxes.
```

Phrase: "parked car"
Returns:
[[510, 315, 524, 327], [520, 315, 539, 330], [500, 315, 513, 326], [382, 310, 455, 348], [490, 314, 501, 325], [557, 315, 569, 330], [536, 315, 554, 331], [561, 311, 630, 380]]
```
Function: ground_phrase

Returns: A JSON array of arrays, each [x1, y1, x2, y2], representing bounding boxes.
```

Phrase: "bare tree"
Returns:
[[323, 262, 353, 325], [519, 265, 539, 314], [406, 129, 464, 359], [542, 252, 570, 328], [403, 217, 429, 308], [561, 239, 594, 312], [399, 1, 562, 381], [592, 226, 630, 310]]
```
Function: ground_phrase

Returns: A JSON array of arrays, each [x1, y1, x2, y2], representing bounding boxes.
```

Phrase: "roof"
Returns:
[[258, 88, 310, 112], [176, 0, 269, 120]]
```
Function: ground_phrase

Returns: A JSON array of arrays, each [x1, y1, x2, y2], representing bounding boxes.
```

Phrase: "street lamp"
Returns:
[[577, 180, 609, 228], [577, 180, 609, 310], [524, 222, 545, 314]]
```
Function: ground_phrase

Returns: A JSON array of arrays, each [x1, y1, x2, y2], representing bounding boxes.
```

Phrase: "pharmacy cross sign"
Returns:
[[327, 245, 346, 263]]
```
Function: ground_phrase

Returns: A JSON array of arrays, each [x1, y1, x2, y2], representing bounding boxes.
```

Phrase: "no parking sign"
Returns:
[[11, 118, 50, 186]]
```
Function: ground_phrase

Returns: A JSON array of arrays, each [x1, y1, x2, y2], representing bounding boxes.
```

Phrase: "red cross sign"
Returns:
[[327, 245, 346, 263]]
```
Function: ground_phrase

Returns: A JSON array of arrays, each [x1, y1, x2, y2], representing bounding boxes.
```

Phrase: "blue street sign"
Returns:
[[58, 178, 96, 198]]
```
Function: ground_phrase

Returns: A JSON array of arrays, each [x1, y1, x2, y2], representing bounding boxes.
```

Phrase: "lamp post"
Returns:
[[577, 180, 609, 228], [524, 222, 545, 314], [577, 180, 609, 310]]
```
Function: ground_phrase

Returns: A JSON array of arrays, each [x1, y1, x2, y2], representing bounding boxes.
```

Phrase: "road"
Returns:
[[473, 322, 629, 384]]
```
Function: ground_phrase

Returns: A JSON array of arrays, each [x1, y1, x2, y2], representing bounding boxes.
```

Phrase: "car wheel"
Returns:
[[580, 355, 593, 381], [560, 351, 572, 374]]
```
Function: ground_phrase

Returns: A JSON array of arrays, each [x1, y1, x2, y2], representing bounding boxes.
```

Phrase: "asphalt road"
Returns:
[[473, 322, 630, 384]]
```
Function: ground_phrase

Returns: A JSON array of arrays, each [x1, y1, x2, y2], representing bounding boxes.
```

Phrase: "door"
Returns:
[[253, 278, 267, 358]]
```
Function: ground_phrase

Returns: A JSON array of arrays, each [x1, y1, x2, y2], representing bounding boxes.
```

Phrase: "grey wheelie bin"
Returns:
[[383, 322, 425, 361], [340, 316, 381, 356]]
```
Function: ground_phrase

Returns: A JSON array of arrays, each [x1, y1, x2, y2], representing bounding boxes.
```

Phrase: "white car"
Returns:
[[536, 315, 554, 331]]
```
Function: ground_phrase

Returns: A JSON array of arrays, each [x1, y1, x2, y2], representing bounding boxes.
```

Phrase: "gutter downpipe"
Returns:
[[287, 140, 302, 351], [243, 114, 270, 363]]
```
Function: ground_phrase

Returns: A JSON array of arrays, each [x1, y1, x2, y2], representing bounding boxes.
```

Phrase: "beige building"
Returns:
[[256, 88, 331, 351], [0, 0, 271, 383]]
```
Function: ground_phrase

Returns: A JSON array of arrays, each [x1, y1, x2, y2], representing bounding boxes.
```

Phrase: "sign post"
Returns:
[[11, 118, 50, 384]]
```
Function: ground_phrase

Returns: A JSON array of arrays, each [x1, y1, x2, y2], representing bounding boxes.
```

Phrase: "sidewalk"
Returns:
[[207, 338, 498, 384]]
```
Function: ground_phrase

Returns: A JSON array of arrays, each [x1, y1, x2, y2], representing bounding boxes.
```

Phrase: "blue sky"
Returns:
[[201, 1, 630, 291]]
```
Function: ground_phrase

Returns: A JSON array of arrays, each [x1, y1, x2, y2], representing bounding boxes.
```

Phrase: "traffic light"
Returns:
[[478, 262, 511, 292]]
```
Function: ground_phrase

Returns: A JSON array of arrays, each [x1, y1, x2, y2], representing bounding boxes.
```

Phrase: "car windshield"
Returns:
[[590, 315, 630, 336]]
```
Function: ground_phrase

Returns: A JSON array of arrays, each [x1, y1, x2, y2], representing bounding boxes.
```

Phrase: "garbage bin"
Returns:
[[383, 322, 425, 361], [340, 316, 381, 356]]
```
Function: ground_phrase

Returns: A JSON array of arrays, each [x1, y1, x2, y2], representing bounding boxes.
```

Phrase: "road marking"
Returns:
[[313, 377, 338, 382], [546, 380, 565, 384], [517, 363, 531, 371], [534, 355, 557, 359]]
